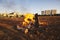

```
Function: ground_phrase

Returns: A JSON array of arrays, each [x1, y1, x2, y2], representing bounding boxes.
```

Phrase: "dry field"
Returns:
[[0, 16, 60, 40]]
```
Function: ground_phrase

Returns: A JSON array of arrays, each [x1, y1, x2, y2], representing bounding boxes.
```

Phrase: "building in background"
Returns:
[[51, 10, 56, 15], [45, 10, 51, 15], [41, 11, 45, 15], [41, 9, 57, 15]]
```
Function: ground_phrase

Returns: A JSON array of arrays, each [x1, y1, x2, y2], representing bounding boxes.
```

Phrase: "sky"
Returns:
[[0, 0, 60, 14]]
